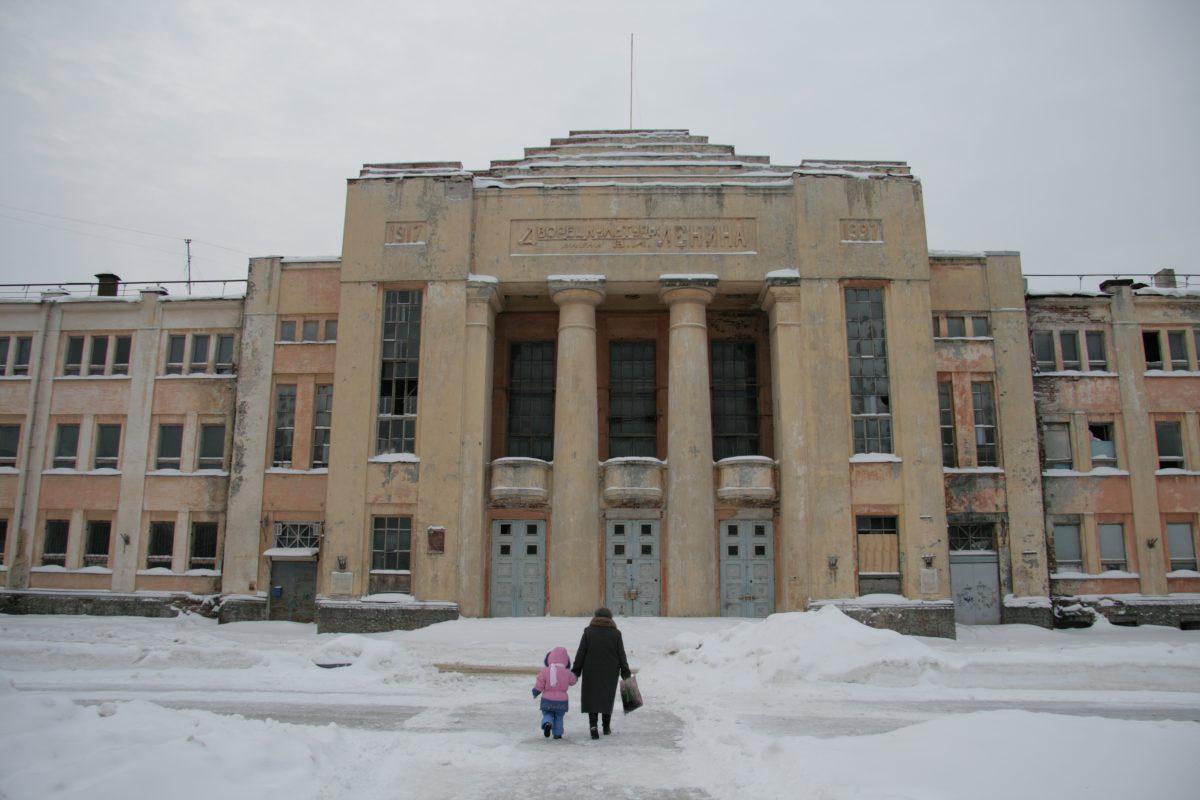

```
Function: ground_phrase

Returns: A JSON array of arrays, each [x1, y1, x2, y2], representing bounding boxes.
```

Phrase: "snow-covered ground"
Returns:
[[1, 607, 1198, 800]]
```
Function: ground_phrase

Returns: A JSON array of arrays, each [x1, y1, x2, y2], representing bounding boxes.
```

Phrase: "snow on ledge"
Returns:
[[944, 467, 1005, 474], [370, 453, 420, 464], [547, 274, 606, 283], [850, 453, 902, 463], [811, 595, 953, 608], [263, 547, 319, 559], [1003, 595, 1052, 609], [467, 274, 499, 284]]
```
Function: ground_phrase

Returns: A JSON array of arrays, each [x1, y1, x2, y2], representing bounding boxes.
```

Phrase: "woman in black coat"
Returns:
[[572, 607, 631, 740]]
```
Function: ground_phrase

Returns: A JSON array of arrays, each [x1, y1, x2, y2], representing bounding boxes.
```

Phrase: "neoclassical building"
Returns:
[[2, 130, 1197, 635]]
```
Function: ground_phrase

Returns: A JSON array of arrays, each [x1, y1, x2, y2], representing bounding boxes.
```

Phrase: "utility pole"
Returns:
[[629, 34, 634, 129]]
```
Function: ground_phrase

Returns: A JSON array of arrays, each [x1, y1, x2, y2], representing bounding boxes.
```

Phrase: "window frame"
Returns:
[[62, 334, 131, 377], [1166, 522, 1198, 572], [0, 423, 20, 468], [855, 514, 900, 595], [0, 336, 33, 377], [937, 381, 956, 468], [371, 515, 412, 572], [93, 423, 122, 470], [83, 519, 112, 568], [156, 424, 184, 470], [1043, 421, 1073, 470], [971, 381, 998, 467], [846, 287, 892, 455], [1087, 421, 1118, 469], [272, 384, 297, 468], [198, 423, 227, 471], [146, 520, 175, 569], [53, 423, 80, 470], [710, 339, 761, 460], [311, 385, 333, 468], [42, 518, 69, 567], [165, 332, 237, 375], [376, 290, 423, 456], [1155, 420, 1185, 470], [1052, 521, 1083, 572], [188, 521, 220, 571], [506, 340, 555, 460], [1098, 522, 1128, 572]]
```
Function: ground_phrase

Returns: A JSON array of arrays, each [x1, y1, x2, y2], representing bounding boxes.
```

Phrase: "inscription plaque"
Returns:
[[511, 218, 756, 254], [841, 219, 883, 243], [384, 221, 426, 245]]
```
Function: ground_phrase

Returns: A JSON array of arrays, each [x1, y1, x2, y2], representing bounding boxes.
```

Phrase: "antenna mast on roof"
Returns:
[[629, 33, 634, 129], [185, 238, 192, 295]]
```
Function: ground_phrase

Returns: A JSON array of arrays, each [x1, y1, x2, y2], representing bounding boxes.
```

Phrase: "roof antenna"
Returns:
[[629, 33, 634, 129], [185, 238, 192, 295]]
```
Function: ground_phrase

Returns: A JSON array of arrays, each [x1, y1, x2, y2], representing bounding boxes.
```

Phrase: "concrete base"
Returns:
[[217, 595, 269, 624], [316, 599, 459, 633], [0, 589, 216, 619], [1053, 595, 1200, 629], [811, 599, 957, 639], [1001, 603, 1055, 628]]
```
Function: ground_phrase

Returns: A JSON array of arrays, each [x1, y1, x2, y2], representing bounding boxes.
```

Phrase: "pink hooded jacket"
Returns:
[[533, 646, 577, 702]]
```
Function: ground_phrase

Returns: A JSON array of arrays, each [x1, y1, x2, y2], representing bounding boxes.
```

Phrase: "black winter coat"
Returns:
[[572, 617, 631, 715]]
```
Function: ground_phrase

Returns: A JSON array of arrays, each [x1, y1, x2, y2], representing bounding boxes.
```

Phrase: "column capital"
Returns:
[[658, 274, 717, 306], [548, 275, 606, 306], [759, 273, 804, 313], [466, 276, 504, 313]]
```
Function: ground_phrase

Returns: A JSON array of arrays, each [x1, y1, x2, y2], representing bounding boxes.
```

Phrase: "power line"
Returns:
[[0, 201, 254, 255]]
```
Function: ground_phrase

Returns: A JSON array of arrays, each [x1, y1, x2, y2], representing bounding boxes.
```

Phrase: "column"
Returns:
[[457, 278, 501, 617], [549, 277, 605, 615], [660, 277, 718, 615]]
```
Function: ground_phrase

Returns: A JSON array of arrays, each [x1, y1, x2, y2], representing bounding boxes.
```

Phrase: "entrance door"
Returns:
[[268, 560, 317, 623], [719, 520, 775, 617], [950, 551, 1001, 624], [605, 519, 661, 616], [490, 519, 546, 617]]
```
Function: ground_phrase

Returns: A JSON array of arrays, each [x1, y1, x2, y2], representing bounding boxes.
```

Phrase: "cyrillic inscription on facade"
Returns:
[[841, 219, 883, 243], [385, 222, 426, 245], [512, 218, 757, 254]]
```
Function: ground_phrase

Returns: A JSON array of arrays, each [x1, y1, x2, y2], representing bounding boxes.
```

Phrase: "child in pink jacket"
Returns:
[[531, 645, 578, 739]]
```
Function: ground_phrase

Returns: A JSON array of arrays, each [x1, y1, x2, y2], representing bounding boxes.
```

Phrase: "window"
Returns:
[[856, 515, 900, 594], [946, 316, 966, 337], [0, 336, 33, 376], [711, 341, 760, 460], [53, 424, 80, 469], [273, 385, 296, 467], [146, 521, 175, 569], [156, 424, 183, 470], [302, 320, 320, 342], [1032, 331, 1055, 371], [324, 320, 338, 341], [189, 522, 219, 570], [1143, 330, 1163, 370], [949, 522, 996, 551], [1099, 523, 1127, 571], [938, 382, 956, 467], [311, 385, 333, 468], [274, 522, 322, 549], [377, 290, 423, 455], [971, 382, 998, 467], [372, 516, 411, 571], [1043, 422, 1073, 470], [846, 288, 892, 454], [1058, 331, 1081, 371], [94, 424, 121, 470], [198, 424, 226, 470], [165, 333, 235, 375], [0, 424, 19, 467], [0, 518, 7, 561], [608, 341, 657, 458], [1085, 331, 1107, 370], [63, 334, 131, 377], [1088, 423, 1117, 468], [1167, 330, 1188, 370], [1167, 522, 1197, 571], [971, 317, 989, 337], [83, 520, 111, 568], [1155, 421, 1185, 470], [507, 341, 555, 460], [1052, 522, 1082, 571], [279, 320, 297, 342], [42, 519, 68, 567], [935, 314, 989, 338]]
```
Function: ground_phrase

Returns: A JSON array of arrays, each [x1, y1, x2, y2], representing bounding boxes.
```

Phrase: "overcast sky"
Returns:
[[1, 0, 1197, 294]]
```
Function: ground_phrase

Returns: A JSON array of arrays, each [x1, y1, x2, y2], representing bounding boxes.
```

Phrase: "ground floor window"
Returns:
[[856, 515, 900, 594], [274, 522, 322, 549], [42, 519, 68, 567], [949, 522, 996, 551], [147, 521, 174, 568], [371, 516, 411, 572], [83, 520, 111, 568], [1052, 521, 1082, 572], [189, 522, 219, 570], [1167, 522, 1197, 571]]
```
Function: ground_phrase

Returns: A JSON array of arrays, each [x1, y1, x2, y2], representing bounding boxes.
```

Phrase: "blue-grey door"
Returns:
[[719, 520, 775, 617], [605, 519, 661, 616], [950, 551, 1001, 624], [490, 519, 545, 617], [268, 560, 317, 623]]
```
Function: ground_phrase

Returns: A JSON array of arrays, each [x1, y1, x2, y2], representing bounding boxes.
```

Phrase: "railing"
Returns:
[[1024, 272, 1199, 294], [0, 279, 248, 300]]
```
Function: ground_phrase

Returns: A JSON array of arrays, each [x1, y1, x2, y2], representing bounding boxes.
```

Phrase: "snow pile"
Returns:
[[655, 606, 945, 687], [309, 634, 430, 681]]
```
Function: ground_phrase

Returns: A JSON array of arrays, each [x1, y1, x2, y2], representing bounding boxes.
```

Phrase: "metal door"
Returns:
[[490, 519, 546, 617], [605, 520, 661, 616], [950, 552, 1001, 624], [719, 520, 775, 617], [268, 560, 317, 623]]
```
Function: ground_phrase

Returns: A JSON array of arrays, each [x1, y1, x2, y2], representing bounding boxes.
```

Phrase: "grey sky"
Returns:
[[1, 0, 1197, 292]]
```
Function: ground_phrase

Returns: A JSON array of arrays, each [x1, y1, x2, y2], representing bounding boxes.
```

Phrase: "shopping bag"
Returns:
[[620, 674, 643, 714]]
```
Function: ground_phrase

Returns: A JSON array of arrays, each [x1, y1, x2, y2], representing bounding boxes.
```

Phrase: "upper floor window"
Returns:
[[1167, 522, 1197, 572], [1098, 522, 1127, 571], [94, 423, 121, 470], [1032, 329, 1107, 373], [1088, 422, 1117, 468], [0, 336, 33, 377], [165, 333, 235, 375], [198, 424, 226, 471], [156, 424, 184, 470], [937, 382, 956, 467], [1155, 421, 1185, 470], [711, 340, 760, 460], [971, 382, 998, 467], [53, 423, 79, 469], [846, 288, 891, 454], [371, 516, 411, 571], [608, 341, 657, 459], [506, 341, 555, 460], [1043, 421, 1073, 470], [1143, 328, 1199, 372], [278, 317, 338, 343], [934, 314, 989, 338], [272, 385, 297, 468], [0, 424, 19, 468], [377, 291, 422, 456], [311, 385, 333, 468], [64, 334, 131, 376], [1052, 521, 1082, 571]]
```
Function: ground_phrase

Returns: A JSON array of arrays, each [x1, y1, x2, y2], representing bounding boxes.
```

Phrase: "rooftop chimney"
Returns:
[[95, 273, 121, 297], [1153, 268, 1177, 289]]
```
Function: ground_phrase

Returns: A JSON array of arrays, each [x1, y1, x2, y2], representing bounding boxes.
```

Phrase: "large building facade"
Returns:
[[2, 130, 1197, 635]]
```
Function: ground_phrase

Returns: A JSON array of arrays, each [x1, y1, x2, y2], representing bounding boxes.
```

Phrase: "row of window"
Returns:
[[58, 332, 238, 377], [937, 381, 998, 468], [1032, 326, 1200, 373], [38, 518, 219, 571], [933, 314, 990, 338], [0, 336, 33, 376], [1052, 519, 1197, 573], [1043, 419, 1189, 471], [278, 318, 338, 343], [272, 384, 333, 468]]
